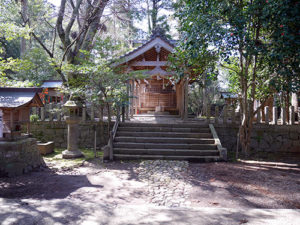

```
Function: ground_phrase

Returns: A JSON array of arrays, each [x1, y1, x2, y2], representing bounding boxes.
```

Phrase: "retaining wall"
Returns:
[[0, 138, 45, 177], [28, 121, 300, 154], [29, 121, 111, 149], [215, 124, 300, 153]]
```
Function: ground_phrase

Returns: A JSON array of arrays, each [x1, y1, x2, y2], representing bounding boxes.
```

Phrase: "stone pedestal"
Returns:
[[62, 117, 83, 159]]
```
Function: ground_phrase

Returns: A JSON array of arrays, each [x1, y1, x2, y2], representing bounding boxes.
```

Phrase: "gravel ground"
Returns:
[[0, 159, 299, 210]]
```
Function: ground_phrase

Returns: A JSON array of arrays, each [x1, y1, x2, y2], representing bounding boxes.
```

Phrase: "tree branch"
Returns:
[[56, 0, 67, 47], [65, 0, 83, 44]]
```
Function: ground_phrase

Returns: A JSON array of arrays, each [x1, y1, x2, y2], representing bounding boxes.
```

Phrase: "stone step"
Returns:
[[113, 142, 217, 150], [118, 127, 210, 133], [114, 148, 219, 156], [113, 154, 220, 161], [119, 122, 208, 128], [114, 137, 215, 144], [116, 132, 212, 138]]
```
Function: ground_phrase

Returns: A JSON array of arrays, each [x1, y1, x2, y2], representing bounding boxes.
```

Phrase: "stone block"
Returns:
[[5, 162, 26, 177], [37, 141, 54, 155]]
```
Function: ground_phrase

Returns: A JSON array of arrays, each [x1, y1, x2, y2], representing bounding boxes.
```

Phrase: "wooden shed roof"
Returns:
[[0, 87, 43, 108]]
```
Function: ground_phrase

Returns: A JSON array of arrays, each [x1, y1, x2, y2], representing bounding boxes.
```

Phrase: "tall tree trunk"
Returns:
[[151, 0, 158, 30], [20, 0, 28, 57]]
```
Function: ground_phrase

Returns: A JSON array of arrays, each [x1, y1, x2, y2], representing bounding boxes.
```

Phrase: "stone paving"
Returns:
[[135, 160, 192, 207]]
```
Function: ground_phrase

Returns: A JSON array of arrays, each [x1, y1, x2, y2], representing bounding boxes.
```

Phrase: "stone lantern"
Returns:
[[62, 100, 83, 159]]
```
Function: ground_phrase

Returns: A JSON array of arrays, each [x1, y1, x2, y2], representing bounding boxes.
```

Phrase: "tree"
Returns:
[[174, 0, 300, 155]]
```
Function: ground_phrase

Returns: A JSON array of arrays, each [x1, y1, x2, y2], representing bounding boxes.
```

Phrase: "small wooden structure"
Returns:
[[113, 28, 188, 117], [0, 87, 43, 139], [220, 92, 238, 105], [40, 80, 63, 103]]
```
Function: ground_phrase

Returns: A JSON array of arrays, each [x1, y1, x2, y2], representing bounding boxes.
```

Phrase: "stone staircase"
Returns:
[[112, 122, 227, 161]]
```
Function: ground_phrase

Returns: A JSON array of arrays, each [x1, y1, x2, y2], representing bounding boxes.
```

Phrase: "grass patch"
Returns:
[[43, 148, 103, 170]]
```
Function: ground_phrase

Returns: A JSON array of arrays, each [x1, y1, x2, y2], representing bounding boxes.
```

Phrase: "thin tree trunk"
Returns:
[[20, 0, 28, 57]]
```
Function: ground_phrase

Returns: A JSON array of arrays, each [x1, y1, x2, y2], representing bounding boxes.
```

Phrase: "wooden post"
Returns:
[[82, 107, 86, 122], [290, 106, 295, 125], [10, 110, 13, 134], [126, 80, 129, 120], [272, 106, 278, 125], [130, 80, 134, 118], [223, 105, 227, 124], [282, 107, 287, 125], [264, 106, 269, 125], [215, 106, 219, 124], [90, 104, 95, 121], [183, 77, 188, 120]]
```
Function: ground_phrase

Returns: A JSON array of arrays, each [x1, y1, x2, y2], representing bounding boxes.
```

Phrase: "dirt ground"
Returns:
[[1, 158, 299, 210]]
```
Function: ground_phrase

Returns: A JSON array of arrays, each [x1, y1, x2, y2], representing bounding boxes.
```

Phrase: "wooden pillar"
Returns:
[[10, 110, 13, 133], [130, 80, 134, 118], [126, 80, 129, 120], [183, 77, 188, 120]]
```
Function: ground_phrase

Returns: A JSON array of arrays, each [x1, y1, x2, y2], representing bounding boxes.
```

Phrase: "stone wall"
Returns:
[[0, 138, 45, 177], [29, 121, 111, 149], [28, 121, 300, 154], [215, 124, 300, 153]]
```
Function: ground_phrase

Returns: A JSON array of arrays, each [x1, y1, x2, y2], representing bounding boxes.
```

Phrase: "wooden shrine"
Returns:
[[114, 28, 188, 117], [0, 87, 43, 139]]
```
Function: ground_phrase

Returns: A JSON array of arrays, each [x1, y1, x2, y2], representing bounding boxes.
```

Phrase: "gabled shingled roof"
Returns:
[[112, 28, 176, 67], [0, 88, 43, 108]]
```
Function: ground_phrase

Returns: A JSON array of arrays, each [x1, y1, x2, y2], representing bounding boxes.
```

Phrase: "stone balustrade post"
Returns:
[[231, 106, 235, 124], [290, 106, 295, 125], [272, 106, 278, 125], [49, 103, 53, 121], [90, 104, 95, 121], [257, 108, 261, 124], [206, 104, 211, 123], [82, 107, 86, 122], [223, 106, 227, 124], [41, 107, 45, 121], [215, 106, 219, 124], [264, 106, 269, 125], [282, 107, 287, 125]]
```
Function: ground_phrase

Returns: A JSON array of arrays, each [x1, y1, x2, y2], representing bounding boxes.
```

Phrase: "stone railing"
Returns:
[[31, 103, 126, 122], [204, 105, 300, 125]]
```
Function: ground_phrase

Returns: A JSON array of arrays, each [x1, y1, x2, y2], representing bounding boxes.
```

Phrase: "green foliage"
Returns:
[[16, 47, 57, 84], [30, 114, 39, 122]]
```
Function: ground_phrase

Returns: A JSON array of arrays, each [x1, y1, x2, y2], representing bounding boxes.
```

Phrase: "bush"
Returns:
[[30, 114, 39, 122]]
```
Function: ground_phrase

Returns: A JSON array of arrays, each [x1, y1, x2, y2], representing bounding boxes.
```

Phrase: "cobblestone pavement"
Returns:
[[135, 160, 192, 207]]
